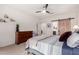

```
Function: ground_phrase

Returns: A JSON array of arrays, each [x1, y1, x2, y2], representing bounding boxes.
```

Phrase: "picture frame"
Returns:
[[47, 23, 51, 28]]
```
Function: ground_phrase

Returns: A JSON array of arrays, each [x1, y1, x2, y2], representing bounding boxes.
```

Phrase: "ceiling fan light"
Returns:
[[42, 10, 46, 13]]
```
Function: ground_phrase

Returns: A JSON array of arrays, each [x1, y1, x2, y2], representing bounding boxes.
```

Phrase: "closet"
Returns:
[[0, 22, 16, 47]]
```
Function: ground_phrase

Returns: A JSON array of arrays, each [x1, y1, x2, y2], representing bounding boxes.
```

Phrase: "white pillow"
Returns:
[[67, 33, 79, 48]]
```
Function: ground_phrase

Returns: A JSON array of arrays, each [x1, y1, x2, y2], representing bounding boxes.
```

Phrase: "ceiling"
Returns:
[[0, 4, 79, 19]]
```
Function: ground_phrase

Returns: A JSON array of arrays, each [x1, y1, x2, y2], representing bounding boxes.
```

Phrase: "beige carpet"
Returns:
[[0, 43, 26, 55]]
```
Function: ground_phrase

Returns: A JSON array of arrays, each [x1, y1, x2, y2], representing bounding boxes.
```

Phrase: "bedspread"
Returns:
[[26, 35, 61, 55], [62, 42, 79, 55]]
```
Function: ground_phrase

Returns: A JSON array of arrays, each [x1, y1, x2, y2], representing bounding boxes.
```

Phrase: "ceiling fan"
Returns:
[[35, 4, 53, 14]]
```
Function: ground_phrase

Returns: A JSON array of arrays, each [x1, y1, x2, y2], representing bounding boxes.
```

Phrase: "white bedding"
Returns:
[[52, 41, 63, 55], [67, 33, 79, 48], [26, 34, 52, 49], [36, 36, 60, 55], [26, 35, 63, 55]]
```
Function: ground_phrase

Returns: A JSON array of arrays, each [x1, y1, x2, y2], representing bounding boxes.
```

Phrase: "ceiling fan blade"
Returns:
[[46, 11, 53, 14], [45, 4, 48, 9], [35, 11, 41, 13], [43, 4, 48, 9], [35, 4, 54, 14], [46, 11, 50, 13]]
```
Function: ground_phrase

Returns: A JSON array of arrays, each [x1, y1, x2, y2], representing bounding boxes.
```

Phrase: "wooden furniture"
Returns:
[[16, 31, 33, 44]]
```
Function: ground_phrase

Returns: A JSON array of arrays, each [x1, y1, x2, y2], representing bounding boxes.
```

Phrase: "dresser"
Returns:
[[16, 31, 33, 44]]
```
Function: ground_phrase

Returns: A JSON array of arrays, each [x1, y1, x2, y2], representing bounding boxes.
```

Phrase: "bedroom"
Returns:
[[0, 4, 79, 55]]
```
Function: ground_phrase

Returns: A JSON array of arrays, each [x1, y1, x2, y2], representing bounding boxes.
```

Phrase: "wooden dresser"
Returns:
[[16, 31, 33, 44]]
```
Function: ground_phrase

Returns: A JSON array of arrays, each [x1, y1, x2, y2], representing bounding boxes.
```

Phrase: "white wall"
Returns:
[[0, 5, 39, 32], [40, 11, 79, 32], [0, 5, 40, 47], [0, 5, 79, 34]]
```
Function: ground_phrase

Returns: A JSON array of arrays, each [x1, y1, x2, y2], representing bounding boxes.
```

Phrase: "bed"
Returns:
[[25, 34, 64, 55], [25, 31, 79, 55]]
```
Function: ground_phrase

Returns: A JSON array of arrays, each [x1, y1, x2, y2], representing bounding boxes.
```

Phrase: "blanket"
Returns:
[[62, 42, 79, 55], [26, 35, 52, 49], [26, 35, 60, 55]]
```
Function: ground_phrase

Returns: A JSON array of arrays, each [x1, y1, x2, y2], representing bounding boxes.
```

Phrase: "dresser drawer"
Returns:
[[16, 31, 33, 44]]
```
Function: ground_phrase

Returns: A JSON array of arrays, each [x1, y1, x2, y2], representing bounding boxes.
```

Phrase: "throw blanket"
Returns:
[[26, 35, 52, 48], [26, 35, 60, 55], [62, 42, 79, 55]]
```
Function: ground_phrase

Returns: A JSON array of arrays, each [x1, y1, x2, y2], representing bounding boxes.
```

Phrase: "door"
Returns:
[[58, 19, 71, 35]]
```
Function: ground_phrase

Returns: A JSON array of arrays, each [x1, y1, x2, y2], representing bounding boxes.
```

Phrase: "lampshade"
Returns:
[[42, 10, 46, 13], [73, 25, 79, 29], [73, 25, 79, 32]]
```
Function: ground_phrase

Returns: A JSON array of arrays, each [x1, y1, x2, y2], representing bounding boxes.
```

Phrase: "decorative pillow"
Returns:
[[75, 40, 79, 48], [67, 33, 79, 48], [59, 31, 72, 42]]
